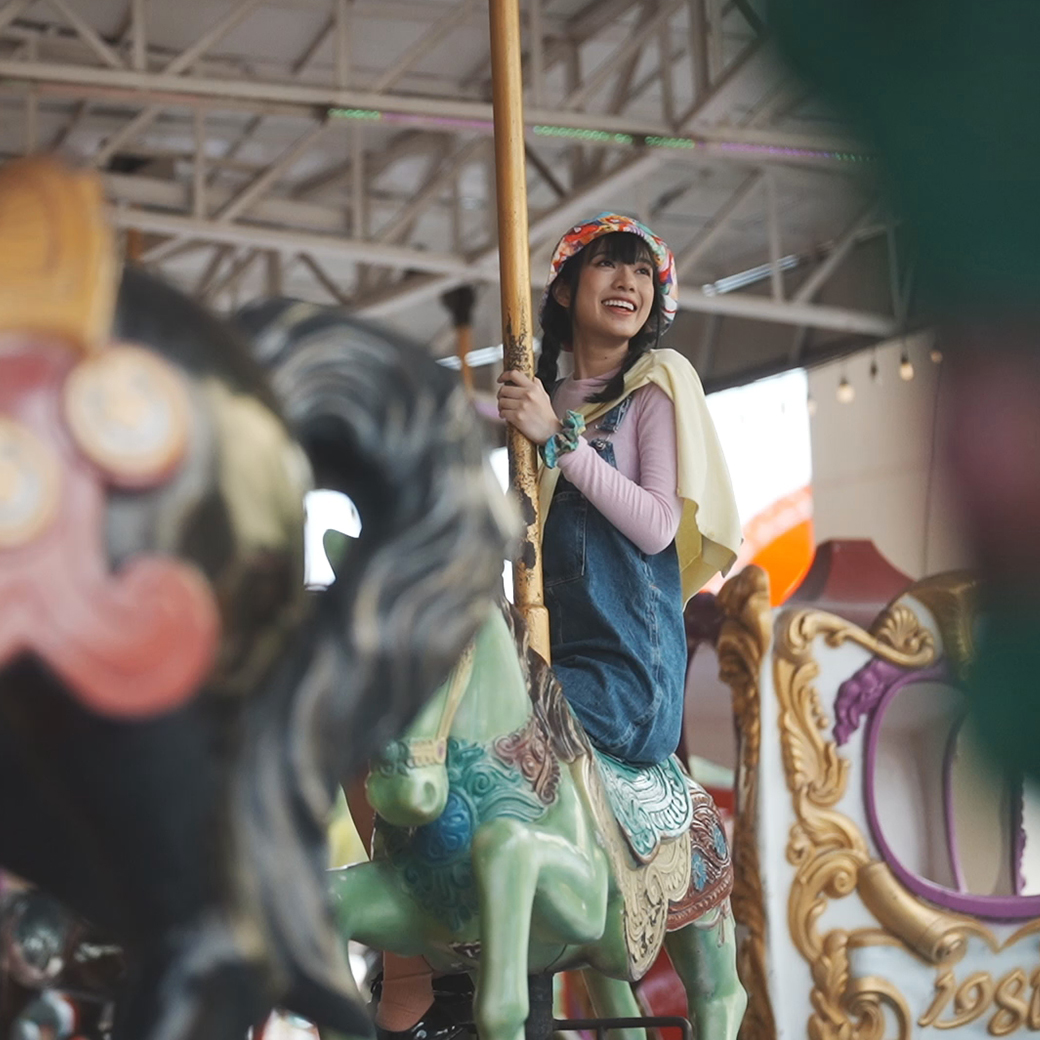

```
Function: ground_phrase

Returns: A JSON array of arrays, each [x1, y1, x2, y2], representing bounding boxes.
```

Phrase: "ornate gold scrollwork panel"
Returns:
[[773, 595, 951, 1040], [724, 571, 1033, 1040], [717, 566, 776, 1040]]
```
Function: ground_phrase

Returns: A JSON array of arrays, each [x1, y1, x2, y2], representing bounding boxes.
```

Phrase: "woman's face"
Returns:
[[558, 242, 656, 346]]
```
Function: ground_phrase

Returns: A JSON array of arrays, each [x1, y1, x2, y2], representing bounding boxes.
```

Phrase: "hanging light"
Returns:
[[930, 348, 943, 364], [837, 376, 854, 404], [899, 349, 914, 381]]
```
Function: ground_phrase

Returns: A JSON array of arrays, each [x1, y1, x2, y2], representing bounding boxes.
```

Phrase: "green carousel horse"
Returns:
[[329, 604, 746, 1040]]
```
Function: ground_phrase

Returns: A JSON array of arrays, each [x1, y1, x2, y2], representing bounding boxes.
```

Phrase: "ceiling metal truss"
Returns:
[[0, 0, 902, 382]]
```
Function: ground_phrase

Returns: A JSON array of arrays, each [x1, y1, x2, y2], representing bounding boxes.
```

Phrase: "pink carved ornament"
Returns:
[[0, 341, 219, 718]]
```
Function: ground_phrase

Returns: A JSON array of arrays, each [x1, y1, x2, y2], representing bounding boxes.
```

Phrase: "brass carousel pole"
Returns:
[[488, 0, 550, 660]]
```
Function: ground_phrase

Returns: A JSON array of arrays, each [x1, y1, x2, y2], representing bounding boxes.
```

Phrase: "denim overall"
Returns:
[[543, 393, 687, 766]]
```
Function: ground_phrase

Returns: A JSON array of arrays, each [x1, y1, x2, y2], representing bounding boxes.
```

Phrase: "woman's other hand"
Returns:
[[496, 370, 563, 445]]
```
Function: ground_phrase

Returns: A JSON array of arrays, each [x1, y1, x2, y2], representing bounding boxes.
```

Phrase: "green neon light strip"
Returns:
[[532, 124, 634, 145], [326, 108, 871, 163], [328, 107, 382, 121], [644, 135, 696, 149]]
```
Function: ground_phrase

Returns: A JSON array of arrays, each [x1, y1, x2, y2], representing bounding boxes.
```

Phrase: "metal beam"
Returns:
[[131, 0, 146, 71], [109, 207, 480, 278], [92, 0, 265, 166], [47, 0, 124, 69], [356, 272, 466, 318], [0, 59, 860, 154], [351, 122, 365, 240], [264, 250, 282, 296], [291, 129, 429, 201], [193, 244, 234, 297], [163, 0, 264, 76], [525, 143, 566, 200], [192, 105, 206, 218], [371, 0, 477, 93], [687, 0, 710, 104], [529, 0, 544, 108], [141, 236, 205, 265], [678, 288, 896, 337], [459, 0, 640, 93], [697, 312, 721, 375], [291, 14, 334, 76], [298, 253, 351, 306], [792, 200, 877, 304], [103, 170, 351, 235], [658, 20, 675, 128], [675, 171, 764, 276], [355, 149, 666, 316], [676, 36, 765, 130], [375, 136, 483, 245], [213, 121, 330, 223], [94, 103, 159, 167], [563, 0, 681, 111], [731, 0, 765, 37], [765, 169, 783, 300], [335, 0, 351, 88], [203, 247, 261, 303], [48, 97, 88, 151], [0, 0, 32, 37]]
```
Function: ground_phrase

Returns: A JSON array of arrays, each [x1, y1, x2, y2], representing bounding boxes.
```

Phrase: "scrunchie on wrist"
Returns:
[[540, 410, 586, 469]]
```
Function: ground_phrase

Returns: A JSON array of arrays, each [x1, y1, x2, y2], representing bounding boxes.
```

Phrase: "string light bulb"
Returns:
[[837, 376, 855, 404], [899, 349, 914, 381], [930, 348, 943, 364]]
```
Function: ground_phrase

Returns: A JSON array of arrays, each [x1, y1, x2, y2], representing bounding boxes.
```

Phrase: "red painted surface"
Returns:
[[0, 341, 219, 717], [787, 538, 913, 628]]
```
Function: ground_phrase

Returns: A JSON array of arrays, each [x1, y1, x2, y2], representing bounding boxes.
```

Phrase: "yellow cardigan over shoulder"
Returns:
[[537, 348, 741, 604]]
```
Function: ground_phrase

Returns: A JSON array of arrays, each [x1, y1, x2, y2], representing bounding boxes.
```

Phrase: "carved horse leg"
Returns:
[[470, 788, 610, 1040], [663, 902, 746, 1040], [579, 970, 647, 1040], [329, 862, 429, 958]]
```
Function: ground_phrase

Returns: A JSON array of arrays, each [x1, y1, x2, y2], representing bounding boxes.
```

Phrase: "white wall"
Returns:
[[807, 333, 970, 579]]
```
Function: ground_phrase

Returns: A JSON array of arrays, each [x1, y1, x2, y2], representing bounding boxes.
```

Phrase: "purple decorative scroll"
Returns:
[[942, 715, 968, 893], [1013, 776, 1027, 897], [863, 663, 1040, 920], [834, 658, 908, 745]]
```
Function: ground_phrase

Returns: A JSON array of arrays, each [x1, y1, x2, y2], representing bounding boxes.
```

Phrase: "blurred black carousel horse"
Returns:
[[0, 158, 510, 1039]]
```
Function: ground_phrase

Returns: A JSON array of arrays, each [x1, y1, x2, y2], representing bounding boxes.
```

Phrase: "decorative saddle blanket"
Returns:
[[592, 749, 693, 863]]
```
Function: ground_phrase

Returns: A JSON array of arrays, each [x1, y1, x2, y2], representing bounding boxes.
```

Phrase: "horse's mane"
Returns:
[[227, 297, 513, 1025], [500, 603, 590, 764], [99, 278, 510, 1034]]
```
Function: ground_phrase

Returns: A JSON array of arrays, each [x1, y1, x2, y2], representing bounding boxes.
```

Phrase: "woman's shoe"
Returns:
[[371, 973, 475, 1040]]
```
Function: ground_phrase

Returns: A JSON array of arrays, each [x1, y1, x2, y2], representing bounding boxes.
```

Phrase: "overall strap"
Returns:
[[594, 392, 634, 434]]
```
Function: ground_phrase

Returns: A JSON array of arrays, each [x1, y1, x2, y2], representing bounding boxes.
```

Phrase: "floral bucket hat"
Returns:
[[540, 211, 679, 328]]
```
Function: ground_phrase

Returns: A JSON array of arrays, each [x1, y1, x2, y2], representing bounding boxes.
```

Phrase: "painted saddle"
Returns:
[[506, 609, 734, 979]]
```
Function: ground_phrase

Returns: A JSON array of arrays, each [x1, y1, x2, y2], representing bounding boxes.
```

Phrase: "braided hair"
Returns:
[[536, 231, 665, 404]]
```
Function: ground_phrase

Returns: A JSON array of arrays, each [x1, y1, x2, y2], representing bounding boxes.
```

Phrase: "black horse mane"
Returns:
[[229, 296, 514, 1029], [99, 276, 512, 1036]]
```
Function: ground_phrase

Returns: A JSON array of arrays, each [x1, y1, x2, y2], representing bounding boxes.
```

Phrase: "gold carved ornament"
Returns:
[[0, 157, 117, 353], [717, 565, 778, 1040], [0, 159, 191, 488], [773, 588, 981, 1040], [574, 750, 692, 981]]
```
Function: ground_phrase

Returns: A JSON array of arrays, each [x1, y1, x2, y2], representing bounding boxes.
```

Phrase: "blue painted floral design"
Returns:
[[692, 851, 708, 890], [412, 790, 474, 865], [712, 823, 728, 859]]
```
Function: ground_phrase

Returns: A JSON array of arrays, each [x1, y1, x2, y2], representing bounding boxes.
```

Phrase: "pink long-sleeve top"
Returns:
[[552, 369, 684, 555]]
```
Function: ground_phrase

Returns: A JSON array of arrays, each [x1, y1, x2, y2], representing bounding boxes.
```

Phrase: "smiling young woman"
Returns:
[[496, 211, 742, 767], [374, 213, 743, 1040]]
